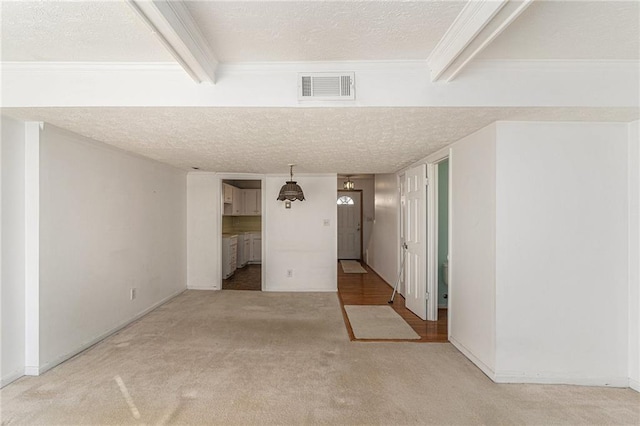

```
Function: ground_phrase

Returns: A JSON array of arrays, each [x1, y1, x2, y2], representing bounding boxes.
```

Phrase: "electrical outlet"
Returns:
[[323, 219, 330, 226], [130, 288, 136, 300], [286, 269, 293, 278]]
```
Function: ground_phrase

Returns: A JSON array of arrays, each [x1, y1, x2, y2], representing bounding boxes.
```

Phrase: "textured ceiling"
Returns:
[[479, 1, 640, 60], [2, 2, 637, 175], [0, 1, 172, 61], [186, 1, 466, 62], [3, 107, 638, 174], [2, 1, 637, 64]]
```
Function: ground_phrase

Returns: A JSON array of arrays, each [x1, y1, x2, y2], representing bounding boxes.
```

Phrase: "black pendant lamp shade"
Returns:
[[277, 165, 305, 202]]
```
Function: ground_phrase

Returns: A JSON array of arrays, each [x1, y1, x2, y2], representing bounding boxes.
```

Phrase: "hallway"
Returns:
[[337, 262, 448, 342]]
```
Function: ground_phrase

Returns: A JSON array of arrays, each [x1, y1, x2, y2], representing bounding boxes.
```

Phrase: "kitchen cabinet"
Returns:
[[236, 233, 250, 268], [231, 186, 243, 215], [222, 235, 238, 279], [242, 189, 261, 216], [223, 183, 233, 204], [223, 185, 262, 216], [249, 233, 262, 263], [242, 235, 251, 267]]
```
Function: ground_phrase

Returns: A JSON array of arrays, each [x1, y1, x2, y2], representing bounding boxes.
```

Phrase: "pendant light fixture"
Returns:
[[343, 176, 355, 190], [277, 164, 305, 203]]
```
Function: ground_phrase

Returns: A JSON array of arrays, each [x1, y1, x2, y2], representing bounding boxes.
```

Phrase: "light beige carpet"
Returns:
[[2, 290, 639, 425], [344, 305, 420, 340], [340, 260, 367, 273]]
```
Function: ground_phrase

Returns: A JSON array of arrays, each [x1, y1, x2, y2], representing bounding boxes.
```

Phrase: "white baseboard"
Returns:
[[187, 286, 219, 290], [628, 378, 639, 392], [36, 288, 186, 376], [1, 368, 25, 388], [494, 372, 629, 388], [449, 337, 632, 388], [449, 335, 496, 381]]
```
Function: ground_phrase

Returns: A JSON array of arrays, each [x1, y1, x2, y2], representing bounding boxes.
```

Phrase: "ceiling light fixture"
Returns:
[[277, 164, 305, 203], [343, 176, 355, 190]]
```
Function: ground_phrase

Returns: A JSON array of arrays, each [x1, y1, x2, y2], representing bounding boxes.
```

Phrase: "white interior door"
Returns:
[[404, 165, 427, 320], [337, 191, 361, 259]]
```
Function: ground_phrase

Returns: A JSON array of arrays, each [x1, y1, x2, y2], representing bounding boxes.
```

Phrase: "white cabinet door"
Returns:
[[254, 189, 262, 215], [223, 183, 233, 204], [231, 186, 243, 215], [236, 234, 246, 267], [242, 189, 261, 215], [250, 234, 262, 263], [243, 237, 251, 265], [222, 237, 238, 279]]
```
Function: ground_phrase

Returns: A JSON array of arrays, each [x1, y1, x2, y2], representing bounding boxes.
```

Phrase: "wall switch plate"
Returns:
[[130, 288, 136, 300]]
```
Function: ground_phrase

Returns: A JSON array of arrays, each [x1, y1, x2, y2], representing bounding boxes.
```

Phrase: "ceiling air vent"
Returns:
[[298, 72, 355, 101]]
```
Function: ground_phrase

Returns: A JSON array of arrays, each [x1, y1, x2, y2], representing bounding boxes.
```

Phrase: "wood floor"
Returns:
[[222, 264, 261, 291], [337, 261, 448, 342], [223, 261, 447, 342]]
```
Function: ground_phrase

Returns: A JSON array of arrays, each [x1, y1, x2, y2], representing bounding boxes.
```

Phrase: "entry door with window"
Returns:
[[337, 191, 362, 259]]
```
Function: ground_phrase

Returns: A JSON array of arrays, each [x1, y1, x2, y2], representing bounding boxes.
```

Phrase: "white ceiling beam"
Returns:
[[127, 0, 218, 84], [4, 60, 637, 108], [428, 0, 534, 82]]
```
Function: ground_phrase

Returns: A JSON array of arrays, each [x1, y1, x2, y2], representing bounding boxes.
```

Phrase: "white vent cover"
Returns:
[[298, 72, 355, 101]]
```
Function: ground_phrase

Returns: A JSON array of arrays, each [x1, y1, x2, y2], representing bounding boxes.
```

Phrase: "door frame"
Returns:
[[218, 174, 266, 291], [398, 147, 451, 322], [398, 173, 406, 296], [337, 189, 363, 261], [425, 149, 451, 323]]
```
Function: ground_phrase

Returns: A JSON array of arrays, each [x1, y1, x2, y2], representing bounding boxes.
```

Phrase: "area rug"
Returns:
[[340, 260, 367, 273], [344, 305, 420, 339]]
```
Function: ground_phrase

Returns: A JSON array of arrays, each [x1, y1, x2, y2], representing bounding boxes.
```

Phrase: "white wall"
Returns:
[[336, 177, 375, 262], [449, 124, 497, 376], [1, 116, 26, 386], [265, 175, 337, 291], [495, 122, 629, 385], [368, 174, 399, 286], [187, 174, 220, 290], [629, 120, 640, 391], [186, 173, 337, 292], [38, 125, 187, 372]]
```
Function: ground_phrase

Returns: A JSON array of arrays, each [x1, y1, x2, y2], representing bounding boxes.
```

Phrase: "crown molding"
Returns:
[[3, 59, 633, 74], [0, 60, 430, 75], [127, 0, 218, 84], [427, 0, 533, 82], [0, 62, 183, 72], [217, 60, 429, 73], [469, 59, 640, 71]]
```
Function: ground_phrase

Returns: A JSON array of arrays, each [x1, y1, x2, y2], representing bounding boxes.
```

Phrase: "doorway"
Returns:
[[337, 190, 362, 260], [221, 179, 262, 291], [426, 153, 450, 329], [436, 158, 449, 310]]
